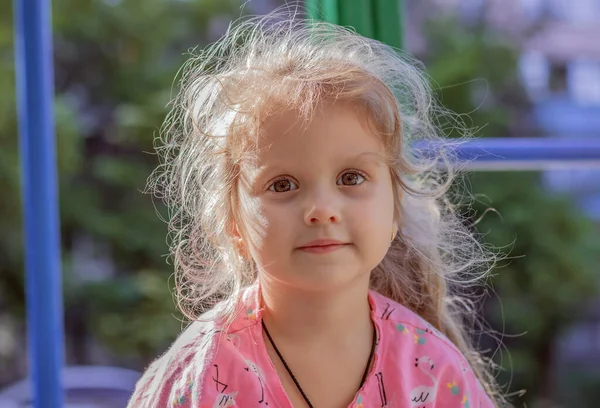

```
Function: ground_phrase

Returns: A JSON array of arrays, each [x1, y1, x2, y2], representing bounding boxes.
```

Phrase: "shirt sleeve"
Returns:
[[127, 357, 173, 408], [127, 324, 218, 408], [434, 354, 496, 408]]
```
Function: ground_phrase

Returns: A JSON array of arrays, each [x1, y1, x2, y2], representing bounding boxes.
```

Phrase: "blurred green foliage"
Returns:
[[420, 17, 600, 407], [1, 0, 239, 376]]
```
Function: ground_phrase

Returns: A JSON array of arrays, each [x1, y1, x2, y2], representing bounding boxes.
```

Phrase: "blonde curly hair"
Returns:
[[149, 7, 504, 406]]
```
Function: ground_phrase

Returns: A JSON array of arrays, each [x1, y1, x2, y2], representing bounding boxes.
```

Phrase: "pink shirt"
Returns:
[[128, 285, 494, 407]]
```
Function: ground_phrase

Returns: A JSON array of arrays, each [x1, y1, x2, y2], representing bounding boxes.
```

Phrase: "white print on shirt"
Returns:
[[212, 364, 237, 407], [213, 391, 238, 407], [410, 356, 438, 407], [225, 333, 269, 405]]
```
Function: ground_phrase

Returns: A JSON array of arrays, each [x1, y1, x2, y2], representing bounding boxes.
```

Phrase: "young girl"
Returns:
[[128, 8, 504, 408]]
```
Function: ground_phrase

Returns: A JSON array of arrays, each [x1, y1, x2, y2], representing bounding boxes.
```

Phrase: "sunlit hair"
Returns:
[[149, 6, 503, 405]]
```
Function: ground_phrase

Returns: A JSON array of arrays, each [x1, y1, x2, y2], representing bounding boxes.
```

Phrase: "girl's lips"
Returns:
[[298, 244, 349, 254], [297, 240, 351, 254]]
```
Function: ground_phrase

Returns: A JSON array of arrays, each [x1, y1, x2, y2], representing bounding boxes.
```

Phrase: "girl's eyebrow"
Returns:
[[254, 152, 387, 177], [247, 164, 288, 192], [351, 151, 388, 166], [253, 163, 286, 180]]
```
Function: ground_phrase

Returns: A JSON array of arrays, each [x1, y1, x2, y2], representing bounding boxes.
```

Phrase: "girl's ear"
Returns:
[[232, 222, 251, 260]]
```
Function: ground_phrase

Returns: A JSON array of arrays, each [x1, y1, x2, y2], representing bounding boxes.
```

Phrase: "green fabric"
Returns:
[[305, 0, 404, 49], [339, 0, 374, 39]]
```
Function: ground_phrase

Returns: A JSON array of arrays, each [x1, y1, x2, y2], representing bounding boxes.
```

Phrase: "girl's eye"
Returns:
[[337, 171, 366, 186], [268, 178, 298, 192]]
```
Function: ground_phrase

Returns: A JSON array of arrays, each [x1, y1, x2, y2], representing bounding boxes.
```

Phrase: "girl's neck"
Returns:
[[259, 276, 373, 345]]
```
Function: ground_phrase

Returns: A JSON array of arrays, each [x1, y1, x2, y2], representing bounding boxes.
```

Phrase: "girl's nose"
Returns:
[[303, 190, 342, 225]]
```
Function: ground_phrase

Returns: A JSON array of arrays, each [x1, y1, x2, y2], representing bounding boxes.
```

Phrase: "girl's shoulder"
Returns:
[[369, 290, 474, 370], [127, 290, 262, 408], [126, 308, 223, 408], [369, 290, 494, 407], [369, 289, 449, 345]]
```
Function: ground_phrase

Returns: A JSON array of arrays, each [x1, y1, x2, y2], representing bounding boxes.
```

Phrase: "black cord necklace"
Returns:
[[261, 319, 377, 408]]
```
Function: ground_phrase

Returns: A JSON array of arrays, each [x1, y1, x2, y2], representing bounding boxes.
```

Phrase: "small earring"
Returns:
[[234, 236, 248, 260], [391, 230, 396, 243]]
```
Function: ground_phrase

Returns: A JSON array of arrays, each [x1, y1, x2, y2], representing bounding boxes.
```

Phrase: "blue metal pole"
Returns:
[[13, 0, 64, 407], [416, 138, 600, 170]]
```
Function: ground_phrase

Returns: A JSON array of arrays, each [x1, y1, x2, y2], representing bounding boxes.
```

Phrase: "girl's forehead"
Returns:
[[235, 105, 389, 185], [254, 103, 383, 153]]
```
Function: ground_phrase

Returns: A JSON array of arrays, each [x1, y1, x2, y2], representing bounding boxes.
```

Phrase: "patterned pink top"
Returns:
[[127, 284, 494, 407]]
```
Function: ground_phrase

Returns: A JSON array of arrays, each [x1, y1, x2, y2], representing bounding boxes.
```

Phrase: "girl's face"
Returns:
[[237, 103, 396, 292]]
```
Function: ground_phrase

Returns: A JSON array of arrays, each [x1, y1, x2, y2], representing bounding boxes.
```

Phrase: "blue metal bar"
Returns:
[[14, 0, 64, 407], [416, 138, 600, 170]]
